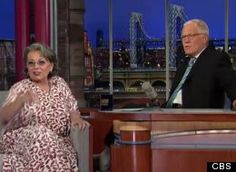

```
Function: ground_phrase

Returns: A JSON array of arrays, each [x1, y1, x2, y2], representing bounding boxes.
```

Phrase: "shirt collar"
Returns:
[[195, 47, 206, 58]]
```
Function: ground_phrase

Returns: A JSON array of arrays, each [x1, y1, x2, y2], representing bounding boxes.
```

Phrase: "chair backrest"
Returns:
[[70, 127, 93, 172], [0, 91, 8, 106]]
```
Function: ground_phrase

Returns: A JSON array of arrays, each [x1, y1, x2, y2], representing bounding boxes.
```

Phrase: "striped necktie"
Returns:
[[166, 58, 196, 108]]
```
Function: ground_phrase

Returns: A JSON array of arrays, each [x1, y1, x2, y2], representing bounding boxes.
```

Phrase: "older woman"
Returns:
[[0, 42, 89, 171]]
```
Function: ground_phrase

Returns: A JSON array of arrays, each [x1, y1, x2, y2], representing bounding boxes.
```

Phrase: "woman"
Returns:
[[0, 42, 89, 171]]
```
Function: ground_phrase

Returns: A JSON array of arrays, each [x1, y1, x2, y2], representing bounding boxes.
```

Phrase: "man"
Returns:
[[166, 19, 236, 109]]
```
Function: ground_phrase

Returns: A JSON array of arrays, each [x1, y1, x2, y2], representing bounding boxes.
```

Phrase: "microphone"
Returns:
[[141, 81, 159, 106]]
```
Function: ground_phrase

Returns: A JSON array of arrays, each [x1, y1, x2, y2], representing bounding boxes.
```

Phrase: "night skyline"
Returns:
[[85, 0, 236, 47], [1, 0, 236, 46]]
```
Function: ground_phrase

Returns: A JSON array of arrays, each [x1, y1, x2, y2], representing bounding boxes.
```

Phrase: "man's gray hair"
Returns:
[[184, 19, 209, 36]]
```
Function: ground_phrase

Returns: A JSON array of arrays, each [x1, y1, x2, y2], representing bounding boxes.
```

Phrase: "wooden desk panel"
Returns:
[[86, 109, 236, 171], [151, 121, 236, 135], [153, 149, 236, 172], [151, 109, 236, 121]]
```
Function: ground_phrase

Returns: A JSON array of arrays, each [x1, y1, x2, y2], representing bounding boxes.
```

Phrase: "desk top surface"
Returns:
[[88, 108, 236, 122], [110, 108, 236, 114]]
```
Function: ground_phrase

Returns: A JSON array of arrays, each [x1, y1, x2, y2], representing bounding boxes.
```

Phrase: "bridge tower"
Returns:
[[169, 4, 187, 67], [129, 12, 143, 68], [129, 12, 152, 68]]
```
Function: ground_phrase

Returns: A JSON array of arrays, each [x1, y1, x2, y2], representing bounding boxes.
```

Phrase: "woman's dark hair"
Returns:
[[23, 42, 58, 78]]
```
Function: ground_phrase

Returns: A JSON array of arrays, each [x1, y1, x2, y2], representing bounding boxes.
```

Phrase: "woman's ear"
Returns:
[[50, 63, 54, 72]]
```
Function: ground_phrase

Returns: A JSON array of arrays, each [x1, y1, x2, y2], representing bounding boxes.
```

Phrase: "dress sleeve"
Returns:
[[57, 77, 78, 112], [66, 89, 78, 112]]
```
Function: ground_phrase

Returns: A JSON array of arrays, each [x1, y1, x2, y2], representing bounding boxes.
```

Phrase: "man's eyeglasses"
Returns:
[[27, 59, 49, 68], [181, 33, 204, 40]]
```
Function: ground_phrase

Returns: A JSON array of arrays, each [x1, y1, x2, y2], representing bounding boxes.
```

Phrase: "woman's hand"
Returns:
[[18, 90, 38, 106], [70, 111, 90, 130], [0, 90, 38, 122]]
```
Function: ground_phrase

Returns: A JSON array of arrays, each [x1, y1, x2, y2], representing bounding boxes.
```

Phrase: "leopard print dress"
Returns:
[[1, 76, 79, 172]]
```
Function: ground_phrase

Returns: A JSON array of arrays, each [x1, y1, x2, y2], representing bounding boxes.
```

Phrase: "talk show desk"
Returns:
[[83, 108, 236, 172]]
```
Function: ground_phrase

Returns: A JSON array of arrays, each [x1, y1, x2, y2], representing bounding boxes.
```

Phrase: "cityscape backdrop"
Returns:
[[0, 0, 236, 47], [85, 0, 236, 47]]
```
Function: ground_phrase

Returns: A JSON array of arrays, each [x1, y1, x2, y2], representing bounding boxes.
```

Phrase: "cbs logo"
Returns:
[[211, 163, 231, 171]]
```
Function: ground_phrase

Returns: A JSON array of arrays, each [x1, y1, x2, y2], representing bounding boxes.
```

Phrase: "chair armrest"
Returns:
[[70, 127, 90, 172]]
